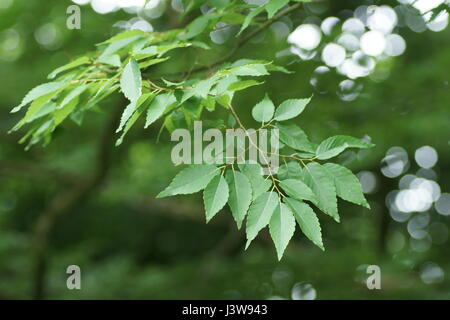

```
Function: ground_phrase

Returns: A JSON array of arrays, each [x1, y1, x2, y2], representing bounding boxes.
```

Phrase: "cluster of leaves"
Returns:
[[10, 0, 374, 259], [158, 95, 374, 259], [10, 37, 292, 149], [9, 0, 313, 148], [177, 0, 311, 35]]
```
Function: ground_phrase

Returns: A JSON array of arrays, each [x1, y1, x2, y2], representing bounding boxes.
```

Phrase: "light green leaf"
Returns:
[[216, 94, 232, 108], [226, 170, 252, 229], [315, 135, 374, 160], [277, 161, 302, 180], [156, 42, 191, 57], [269, 202, 296, 260], [116, 93, 154, 146], [58, 84, 88, 110], [98, 54, 121, 67], [203, 175, 229, 223], [26, 100, 57, 123], [116, 100, 138, 133], [139, 57, 169, 69], [144, 92, 177, 128], [193, 77, 216, 98], [274, 97, 311, 121], [276, 123, 315, 153], [238, 6, 264, 35], [23, 92, 58, 123], [279, 179, 317, 203], [245, 191, 278, 249], [120, 58, 142, 102], [135, 46, 158, 57], [11, 81, 66, 113], [228, 80, 263, 92], [191, 41, 211, 50], [323, 163, 370, 209], [179, 15, 210, 40], [98, 30, 146, 45], [265, 0, 289, 19], [252, 94, 274, 123], [48, 56, 90, 79], [213, 74, 238, 95], [98, 36, 139, 62], [229, 64, 269, 77], [301, 162, 339, 222], [285, 198, 324, 250], [157, 164, 220, 198], [54, 97, 79, 126], [238, 162, 271, 200]]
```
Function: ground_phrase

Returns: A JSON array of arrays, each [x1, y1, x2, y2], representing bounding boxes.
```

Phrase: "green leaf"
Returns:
[[135, 46, 158, 57], [315, 135, 374, 160], [301, 162, 339, 222], [23, 92, 58, 123], [54, 97, 79, 126], [139, 57, 169, 69], [276, 123, 315, 153], [120, 58, 142, 102], [285, 198, 324, 250], [193, 77, 216, 98], [117, 93, 153, 133], [98, 30, 146, 45], [277, 161, 302, 180], [116, 94, 154, 146], [203, 175, 229, 223], [213, 74, 238, 95], [323, 163, 370, 209], [229, 63, 269, 77], [144, 92, 177, 128], [25, 100, 57, 123], [228, 80, 263, 92], [11, 81, 66, 113], [191, 41, 211, 50], [252, 94, 275, 123], [238, 162, 271, 200], [274, 97, 311, 121], [266, 64, 293, 74], [269, 202, 296, 260], [48, 56, 90, 79], [226, 170, 253, 229], [238, 6, 264, 35], [279, 179, 317, 203], [265, 0, 289, 19], [179, 15, 210, 40], [157, 164, 220, 198], [157, 42, 191, 57], [99, 54, 121, 67], [245, 191, 278, 249], [57, 84, 88, 110], [98, 36, 139, 62]]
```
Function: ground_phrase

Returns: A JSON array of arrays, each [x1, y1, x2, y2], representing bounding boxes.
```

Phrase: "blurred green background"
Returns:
[[0, 0, 449, 299]]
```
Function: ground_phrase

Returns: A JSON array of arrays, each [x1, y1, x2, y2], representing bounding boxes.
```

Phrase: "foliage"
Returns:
[[9, 0, 374, 259]]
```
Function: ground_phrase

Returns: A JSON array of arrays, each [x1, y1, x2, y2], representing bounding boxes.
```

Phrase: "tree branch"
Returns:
[[31, 98, 125, 300], [149, 2, 305, 79]]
